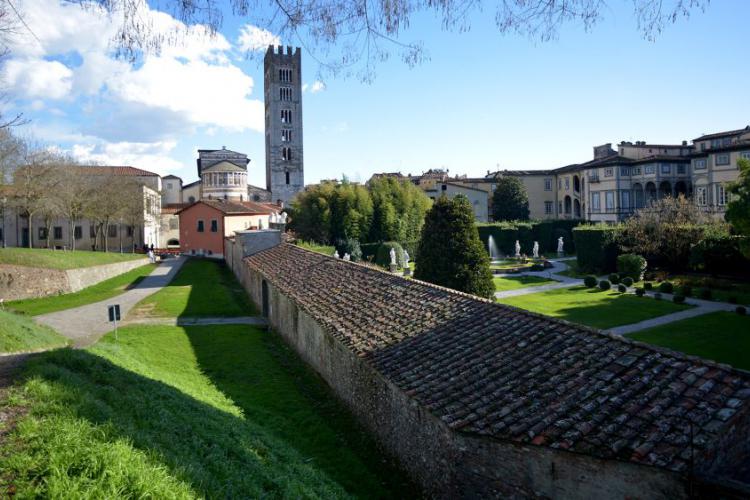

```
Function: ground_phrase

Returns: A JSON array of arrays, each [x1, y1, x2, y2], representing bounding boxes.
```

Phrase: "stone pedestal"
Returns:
[[389, 263, 398, 273]]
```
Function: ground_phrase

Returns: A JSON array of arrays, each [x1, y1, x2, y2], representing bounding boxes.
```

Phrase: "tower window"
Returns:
[[282, 129, 292, 142], [285, 171, 290, 185], [280, 87, 292, 101], [282, 147, 292, 161], [279, 68, 292, 82], [281, 109, 292, 123]]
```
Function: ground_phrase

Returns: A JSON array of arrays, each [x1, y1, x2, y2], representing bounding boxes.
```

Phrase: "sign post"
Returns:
[[108, 304, 121, 340]]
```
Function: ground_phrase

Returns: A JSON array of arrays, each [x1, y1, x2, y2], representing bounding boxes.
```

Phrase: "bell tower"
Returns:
[[264, 45, 304, 207]]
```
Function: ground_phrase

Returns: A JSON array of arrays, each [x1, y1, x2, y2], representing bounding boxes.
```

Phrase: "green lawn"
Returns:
[[498, 286, 692, 329], [130, 259, 256, 318], [0, 323, 414, 498], [297, 241, 336, 256], [555, 259, 589, 279], [0, 247, 144, 269], [490, 259, 534, 270], [0, 310, 69, 353], [627, 312, 750, 371], [7, 264, 156, 316], [493, 275, 557, 292]]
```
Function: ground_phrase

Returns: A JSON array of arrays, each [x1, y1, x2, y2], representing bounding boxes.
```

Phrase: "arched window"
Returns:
[[285, 171, 290, 185]]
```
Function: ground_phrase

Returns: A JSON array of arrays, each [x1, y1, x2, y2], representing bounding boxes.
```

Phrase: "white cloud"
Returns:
[[236, 25, 280, 52], [2, 58, 74, 99], [302, 80, 326, 93], [71, 141, 183, 175]]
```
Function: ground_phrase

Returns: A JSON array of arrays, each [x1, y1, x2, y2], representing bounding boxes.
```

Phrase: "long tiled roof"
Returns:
[[79, 165, 160, 177], [694, 126, 750, 141], [246, 244, 750, 475], [177, 199, 273, 215]]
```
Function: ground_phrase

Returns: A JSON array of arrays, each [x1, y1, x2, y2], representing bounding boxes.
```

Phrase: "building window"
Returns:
[[604, 167, 613, 177], [279, 87, 292, 101], [38, 227, 47, 240], [210, 219, 218, 232], [282, 147, 292, 161], [127, 226, 134, 236], [281, 129, 292, 142], [660, 164, 671, 175], [197, 220, 204, 232], [54, 226, 63, 239], [74, 226, 83, 240], [544, 178, 552, 191], [167, 183, 172, 190], [620, 167, 629, 176], [621, 191, 630, 211], [715, 154, 730, 166], [592, 192, 600, 211], [644, 165, 655, 175], [279, 68, 292, 82], [696, 187, 707, 206], [632, 167, 642, 175], [716, 184, 727, 206], [558, 179, 562, 190], [677, 164, 686, 175], [694, 159, 707, 170], [285, 171, 290, 185], [108, 225, 118, 238], [605, 191, 614, 211], [544, 201, 553, 214], [564, 178, 570, 190], [741, 152, 750, 160], [281, 109, 292, 123]]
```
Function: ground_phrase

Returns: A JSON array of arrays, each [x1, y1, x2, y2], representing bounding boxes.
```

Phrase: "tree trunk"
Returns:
[[27, 213, 34, 249], [103, 219, 109, 252], [119, 223, 123, 253]]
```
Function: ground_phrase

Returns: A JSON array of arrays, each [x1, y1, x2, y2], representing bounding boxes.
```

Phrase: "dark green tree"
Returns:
[[368, 176, 431, 243], [287, 181, 336, 243], [726, 158, 750, 258], [492, 176, 530, 222], [414, 195, 494, 298], [329, 180, 373, 242]]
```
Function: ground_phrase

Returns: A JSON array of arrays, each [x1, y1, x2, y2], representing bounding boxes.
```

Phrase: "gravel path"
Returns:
[[35, 257, 186, 348]]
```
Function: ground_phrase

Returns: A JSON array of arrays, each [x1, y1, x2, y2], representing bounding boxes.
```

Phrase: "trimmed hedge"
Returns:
[[617, 254, 647, 281], [583, 275, 598, 288], [477, 219, 582, 258], [609, 273, 621, 285], [617, 284, 627, 293], [658, 282, 674, 294], [375, 241, 405, 268], [689, 233, 750, 276], [573, 224, 622, 274], [621, 277, 634, 287], [635, 287, 645, 297], [598, 280, 611, 291]]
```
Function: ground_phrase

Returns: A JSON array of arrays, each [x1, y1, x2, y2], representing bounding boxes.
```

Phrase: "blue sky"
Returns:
[[3, 0, 749, 187]]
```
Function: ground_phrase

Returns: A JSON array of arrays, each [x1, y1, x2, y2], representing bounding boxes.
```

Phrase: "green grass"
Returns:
[[130, 259, 256, 318], [627, 312, 750, 370], [6, 264, 156, 316], [296, 240, 336, 256], [645, 275, 750, 306], [498, 286, 692, 329], [0, 324, 414, 498], [493, 275, 557, 292], [0, 247, 144, 269], [555, 259, 589, 279], [0, 310, 69, 353]]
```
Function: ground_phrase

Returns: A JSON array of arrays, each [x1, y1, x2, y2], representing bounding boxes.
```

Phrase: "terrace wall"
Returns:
[[224, 238, 693, 498]]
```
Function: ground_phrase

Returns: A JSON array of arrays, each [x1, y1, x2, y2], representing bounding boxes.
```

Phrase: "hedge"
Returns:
[[477, 219, 582, 258], [362, 239, 418, 262], [573, 224, 622, 274], [375, 241, 405, 268], [689, 234, 750, 276]]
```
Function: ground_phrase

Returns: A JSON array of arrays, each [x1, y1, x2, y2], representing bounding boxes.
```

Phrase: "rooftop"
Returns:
[[246, 244, 750, 475], [694, 126, 750, 142], [79, 166, 160, 177], [177, 199, 274, 216]]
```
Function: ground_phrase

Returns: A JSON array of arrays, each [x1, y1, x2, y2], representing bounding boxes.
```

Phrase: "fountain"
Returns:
[[488, 235, 501, 262]]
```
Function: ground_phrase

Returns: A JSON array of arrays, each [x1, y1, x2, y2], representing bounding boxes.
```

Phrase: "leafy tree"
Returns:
[[329, 180, 373, 242], [369, 176, 431, 243], [492, 176, 530, 221], [288, 181, 336, 243], [414, 195, 494, 298], [726, 158, 750, 258]]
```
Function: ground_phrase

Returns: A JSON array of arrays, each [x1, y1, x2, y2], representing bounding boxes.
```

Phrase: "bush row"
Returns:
[[477, 219, 582, 257]]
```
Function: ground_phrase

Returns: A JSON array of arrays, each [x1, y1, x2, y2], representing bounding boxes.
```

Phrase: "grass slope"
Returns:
[[130, 259, 256, 318], [0, 310, 69, 353], [627, 312, 750, 370], [0, 325, 414, 497], [7, 264, 156, 316], [0, 248, 143, 270], [498, 286, 691, 329], [493, 275, 557, 292], [296, 241, 335, 256]]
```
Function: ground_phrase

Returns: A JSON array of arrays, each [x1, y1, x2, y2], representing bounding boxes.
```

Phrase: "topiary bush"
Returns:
[[598, 280, 611, 291], [609, 273, 621, 285], [583, 275, 598, 288], [644, 282, 653, 291], [621, 277, 634, 287], [617, 253, 647, 281], [673, 295, 685, 304], [680, 284, 693, 297], [658, 281, 674, 294], [573, 224, 622, 274], [617, 284, 627, 293], [635, 287, 645, 297], [375, 241, 404, 268], [737, 306, 747, 316], [699, 288, 712, 300]]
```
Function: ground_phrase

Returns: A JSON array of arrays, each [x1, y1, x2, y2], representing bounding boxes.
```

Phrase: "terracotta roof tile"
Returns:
[[245, 243, 750, 474]]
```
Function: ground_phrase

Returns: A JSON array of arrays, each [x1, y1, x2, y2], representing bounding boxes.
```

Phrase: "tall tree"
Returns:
[[726, 158, 750, 258], [288, 181, 336, 243], [414, 194, 494, 298], [492, 176, 530, 222], [329, 180, 373, 242], [10, 149, 57, 248], [369, 176, 431, 243]]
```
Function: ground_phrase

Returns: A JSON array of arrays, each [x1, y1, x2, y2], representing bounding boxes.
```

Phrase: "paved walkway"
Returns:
[[123, 316, 267, 327], [493, 258, 583, 299], [35, 257, 187, 348]]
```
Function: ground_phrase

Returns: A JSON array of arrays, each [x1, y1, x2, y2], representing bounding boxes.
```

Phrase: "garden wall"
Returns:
[[224, 237, 695, 499], [0, 258, 149, 301]]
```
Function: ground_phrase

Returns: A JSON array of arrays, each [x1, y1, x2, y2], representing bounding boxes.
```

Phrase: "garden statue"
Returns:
[[532, 241, 539, 259], [403, 250, 411, 276], [280, 212, 288, 223], [514, 240, 521, 258], [343, 253, 350, 261], [270, 213, 277, 224], [333, 250, 340, 259], [557, 236, 564, 255], [390, 247, 397, 266]]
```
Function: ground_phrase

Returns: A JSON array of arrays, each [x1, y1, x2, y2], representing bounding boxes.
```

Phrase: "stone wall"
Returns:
[[224, 239, 692, 498], [0, 257, 149, 301]]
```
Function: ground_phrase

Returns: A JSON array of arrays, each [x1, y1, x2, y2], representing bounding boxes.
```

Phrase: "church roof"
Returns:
[[201, 161, 247, 173], [245, 243, 750, 477]]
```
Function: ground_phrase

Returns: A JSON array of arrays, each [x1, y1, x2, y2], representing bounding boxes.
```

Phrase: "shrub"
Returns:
[[617, 254, 647, 281], [658, 282, 674, 294], [689, 231, 749, 276], [737, 306, 747, 316], [609, 273, 621, 285], [728, 296, 738, 304], [334, 238, 363, 262], [673, 295, 686, 304], [644, 282, 653, 291], [621, 277, 634, 287], [617, 284, 627, 293], [573, 225, 622, 274], [530, 263, 545, 272], [635, 287, 645, 297], [699, 288, 713, 300], [680, 284, 693, 297], [583, 275, 598, 288], [375, 241, 404, 268], [598, 280, 611, 291], [654, 292, 662, 300]]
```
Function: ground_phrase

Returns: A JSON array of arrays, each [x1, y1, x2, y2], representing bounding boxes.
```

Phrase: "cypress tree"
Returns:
[[492, 176, 530, 221], [414, 195, 494, 299]]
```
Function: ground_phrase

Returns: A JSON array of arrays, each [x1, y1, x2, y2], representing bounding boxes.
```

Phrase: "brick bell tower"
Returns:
[[264, 45, 304, 207]]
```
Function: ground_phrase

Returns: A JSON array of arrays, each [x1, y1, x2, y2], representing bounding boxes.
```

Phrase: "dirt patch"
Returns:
[[127, 302, 158, 320]]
